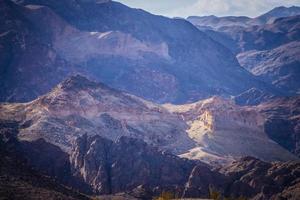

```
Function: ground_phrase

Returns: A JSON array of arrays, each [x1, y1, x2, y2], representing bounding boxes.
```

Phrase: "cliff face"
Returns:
[[164, 97, 298, 164], [254, 96, 300, 157], [0, 121, 91, 199], [184, 156, 300, 200], [219, 157, 300, 200], [70, 134, 196, 194], [1, 122, 299, 199]]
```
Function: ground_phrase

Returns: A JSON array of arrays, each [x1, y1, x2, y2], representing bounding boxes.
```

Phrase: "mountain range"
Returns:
[[187, 6, 300, 99], [1, 0, 300, 199], [1, 75, 300, 199], [1, 0, 274, 104]]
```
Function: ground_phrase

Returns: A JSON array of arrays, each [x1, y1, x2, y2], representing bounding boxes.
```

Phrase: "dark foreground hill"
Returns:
[[1, 124, 300, 200]]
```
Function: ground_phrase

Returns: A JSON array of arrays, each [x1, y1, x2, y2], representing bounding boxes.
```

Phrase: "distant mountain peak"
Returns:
[[256, 5, 300, 23], [73, 0, 111, 4], [59, 74, 100, 92]]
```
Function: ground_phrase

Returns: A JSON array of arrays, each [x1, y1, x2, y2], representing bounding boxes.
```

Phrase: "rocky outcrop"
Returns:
[[0, 75, 195, 155], [181, 156, 300, 200], [1, 116, 299, 200], [164, 97, 299, 164], [237, 42, 300, 95], [234, 88, 276, 106], [0, 121, 91, 200], [70, 134, 196, 195], [254, 96, 300, 157], [182, 164, 227, 198], [1, 76, 297, 165], [220, 157, 300, 200]]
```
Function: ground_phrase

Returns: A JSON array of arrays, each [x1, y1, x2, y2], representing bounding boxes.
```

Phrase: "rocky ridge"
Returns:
[[254, 96, 300, 157], [1, 75, 297, 165], [70, 134, 196, 195], [0, 75, 195, 154], [164, 97, 298, 164], [237, 41, 300, 95]]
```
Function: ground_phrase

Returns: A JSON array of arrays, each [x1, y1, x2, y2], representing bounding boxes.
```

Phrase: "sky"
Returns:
[[117, 0, 300, 18]]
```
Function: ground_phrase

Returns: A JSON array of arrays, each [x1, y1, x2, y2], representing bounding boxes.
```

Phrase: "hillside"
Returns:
[[0, 0, 271, 103], [237, 41, 300, 95], [164, 97, 298, 164]]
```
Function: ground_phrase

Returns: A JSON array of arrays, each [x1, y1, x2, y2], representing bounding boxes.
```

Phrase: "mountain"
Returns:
[[0, 76, 299, 199], [2, 119, 300, 200], [218, 157, 300, 200], [202, 14, 300, 54], [256, 6, 300, 24], [184, 157, 300, 200], [187, 15, 252, 30], [0, 75, 194, 154], [0, 75, 297, 165], [0, 118, 197, 198], [237, 15, 300, 52], [0, 0, 272, 103], [70, 134, 196, 195], [187, 12, 300, 98], [254, 96, 300, 157], [237, 41, 300, 95], [0, 122, 90, 200], [164, 96, 298, 164], [187, 6, 300, 31], [234, 88, 276, 106]]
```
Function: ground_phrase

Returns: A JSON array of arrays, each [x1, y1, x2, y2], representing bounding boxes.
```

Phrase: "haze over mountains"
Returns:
[[1, 0, 274, 103], [0, 0, 300, 199], [187, 6, 300, 99]]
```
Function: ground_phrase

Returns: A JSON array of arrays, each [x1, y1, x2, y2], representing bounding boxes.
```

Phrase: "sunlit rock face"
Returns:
[[164, 97, 298, 164], [0, 76, 298, 166], [0, 75, 194, 154]]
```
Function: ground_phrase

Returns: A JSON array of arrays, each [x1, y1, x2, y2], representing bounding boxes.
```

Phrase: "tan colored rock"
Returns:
[[164, 96, 298, 164]]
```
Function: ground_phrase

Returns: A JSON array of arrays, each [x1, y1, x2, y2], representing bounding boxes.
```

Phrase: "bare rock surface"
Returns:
[[1, 76, 297, 165], [0, 75, 195, 154], [164, 97, 299, 164], [237, 42, 300, 95], [254, 96, 300, 157], [70, 134, 196, 195]]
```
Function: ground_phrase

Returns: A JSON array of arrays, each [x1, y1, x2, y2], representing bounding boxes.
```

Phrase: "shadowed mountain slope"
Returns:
[[254, 96, 300, 157], [237, 41, 300, 95], [0, 0, 272, 103]]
